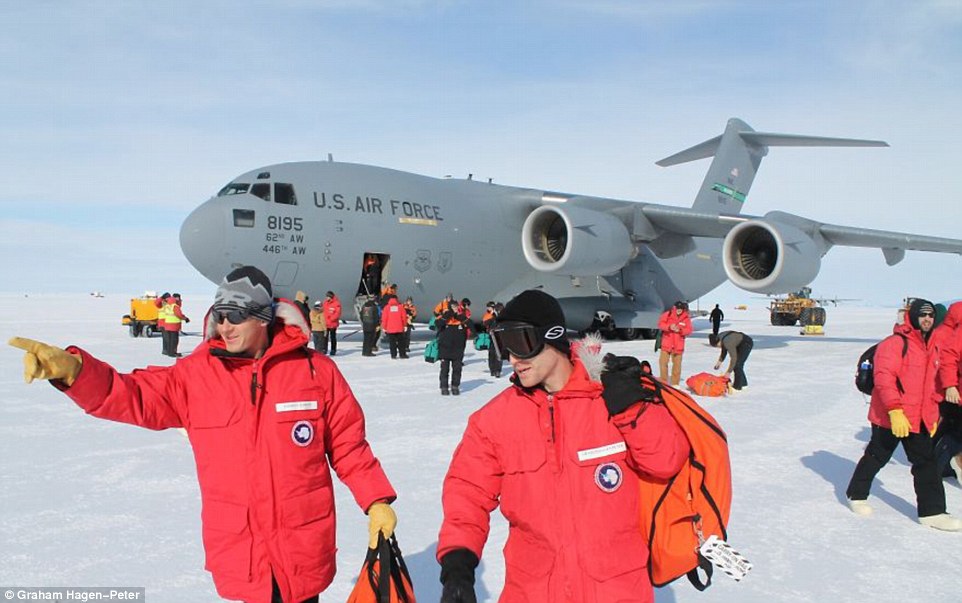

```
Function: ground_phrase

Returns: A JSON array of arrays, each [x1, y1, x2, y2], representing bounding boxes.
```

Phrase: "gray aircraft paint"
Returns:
[[180, 118, 962, 332]]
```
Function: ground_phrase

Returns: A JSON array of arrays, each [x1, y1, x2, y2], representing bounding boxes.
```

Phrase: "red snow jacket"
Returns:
[[657, 309, 693, 354], [380, 297, 407, 334], [438, 356, 690, 602], [323, 295, 342, 329], [868, 321, 940, 434], [60, 301, 396, 603], [934, 301, 962, 396]]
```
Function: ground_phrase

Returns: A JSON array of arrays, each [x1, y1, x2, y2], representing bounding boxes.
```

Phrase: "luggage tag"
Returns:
[[699, 534, 753, 582]]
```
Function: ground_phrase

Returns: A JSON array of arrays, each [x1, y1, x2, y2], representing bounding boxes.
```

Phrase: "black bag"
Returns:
[[855, 334, 907, 395]]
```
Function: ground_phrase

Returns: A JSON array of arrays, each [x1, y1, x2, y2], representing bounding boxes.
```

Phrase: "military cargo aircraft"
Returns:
[[179, 118, 962, 338]]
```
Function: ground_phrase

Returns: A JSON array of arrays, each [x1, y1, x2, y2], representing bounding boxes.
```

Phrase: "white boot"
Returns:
[[950, 455, 962, 482], [848, 499, 873, 516], [919, 513, 962, 531]]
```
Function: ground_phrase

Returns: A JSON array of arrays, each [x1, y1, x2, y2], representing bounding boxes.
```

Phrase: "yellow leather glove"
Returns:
[[888, 409, 911, 438], [367, 502, 397, 548], [8, 337, 82, 386]]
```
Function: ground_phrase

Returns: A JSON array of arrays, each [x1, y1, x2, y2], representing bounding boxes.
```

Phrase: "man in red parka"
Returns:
[[380, 293, 409, 359], [657, 300, 693, 386], [322, 290, 342, 355], [9, 266, 399, 603], [846, 298, 961, 531], [437, 290, 690, 602], [933, 301, 962, 480]]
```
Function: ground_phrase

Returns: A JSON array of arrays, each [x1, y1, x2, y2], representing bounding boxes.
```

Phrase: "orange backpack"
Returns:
[[346, 534, 416, 603], [685, 372, 730, 397], [637, 377, 733, 590]]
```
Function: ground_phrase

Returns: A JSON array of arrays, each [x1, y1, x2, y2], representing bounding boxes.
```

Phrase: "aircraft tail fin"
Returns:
[[656, 118, 887, 214]]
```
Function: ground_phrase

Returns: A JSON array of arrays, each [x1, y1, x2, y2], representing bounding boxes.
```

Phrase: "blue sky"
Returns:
[[2, 1, 960, 305]]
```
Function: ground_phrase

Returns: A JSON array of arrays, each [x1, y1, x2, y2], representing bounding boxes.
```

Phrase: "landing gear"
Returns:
[[584, 311, 656, 341]]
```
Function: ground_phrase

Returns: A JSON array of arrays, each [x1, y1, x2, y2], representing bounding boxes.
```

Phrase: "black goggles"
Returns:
[[490, 324, 546, 360], [212, 305, 264, 325]]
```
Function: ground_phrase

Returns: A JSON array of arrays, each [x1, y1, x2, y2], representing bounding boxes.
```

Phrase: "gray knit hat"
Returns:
[[213, 266, 274, 323]]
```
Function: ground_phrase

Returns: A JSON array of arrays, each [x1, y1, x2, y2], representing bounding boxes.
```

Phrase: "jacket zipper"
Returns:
[[250, 365, 260, 405], [547, 394, 556, 442]]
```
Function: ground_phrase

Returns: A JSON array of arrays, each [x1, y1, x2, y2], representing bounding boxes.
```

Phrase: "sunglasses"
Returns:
[[212, 305, 265, 325], [490, 324, 546, 360], [919, 311, 935, 318]]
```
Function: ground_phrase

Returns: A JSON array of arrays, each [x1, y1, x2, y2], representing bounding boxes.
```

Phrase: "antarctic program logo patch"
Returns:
[[291, 420, 314, 447], [594, 462, 623, 493]]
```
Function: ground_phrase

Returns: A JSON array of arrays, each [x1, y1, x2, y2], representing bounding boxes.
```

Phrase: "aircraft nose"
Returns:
[[180, 199, 228, 283]]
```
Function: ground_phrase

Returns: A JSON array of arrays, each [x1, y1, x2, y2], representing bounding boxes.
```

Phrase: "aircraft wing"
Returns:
[[634, 204, 962, 262], [815, 223, 962, 262], [637, 205, 747, 238]]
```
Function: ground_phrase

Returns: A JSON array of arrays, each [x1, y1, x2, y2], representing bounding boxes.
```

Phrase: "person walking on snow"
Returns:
[[709, 303, 724, 337], [657, 301, 693, 386], [845, 298, 961, 531], [380, 294, 408, 359], [437, 299, 471, 395], [8, 265, 399, 602], [436, 290, 690, 602], [931, 301, 962, 481]]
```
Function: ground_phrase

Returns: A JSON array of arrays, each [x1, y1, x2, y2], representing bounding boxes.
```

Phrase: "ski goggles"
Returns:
[[490, 323, 548, 360], [211, 304, 267, 325]]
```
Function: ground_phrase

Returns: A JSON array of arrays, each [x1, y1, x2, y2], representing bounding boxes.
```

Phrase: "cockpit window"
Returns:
[[217, 182, 250, 196], [275, 183, 297, 205], [250, 183, 271, 202]]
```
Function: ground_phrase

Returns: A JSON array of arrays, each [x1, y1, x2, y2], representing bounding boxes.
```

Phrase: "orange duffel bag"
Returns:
[[685, 372, 729, 397], [637, 377, 733, 590], [346, 534, 416, 603]]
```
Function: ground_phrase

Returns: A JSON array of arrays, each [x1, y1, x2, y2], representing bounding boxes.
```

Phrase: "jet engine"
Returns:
[[722, 219, 822, 294], [522, 205, 634, 276]]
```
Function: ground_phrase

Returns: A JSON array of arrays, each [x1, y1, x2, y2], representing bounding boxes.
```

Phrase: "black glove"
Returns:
[[439, 549, 478, 603], [601, 354, 648, 416]]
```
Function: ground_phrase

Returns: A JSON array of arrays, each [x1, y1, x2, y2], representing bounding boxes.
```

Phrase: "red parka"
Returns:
[[868, 321, 940, 433], [934, 302, 962, 397], [657, 308, 692, 354], [380, 297, 407, 334], [438, 355, 690, 602], [322, 295, 342, 329], [60, 301, 396, 603]]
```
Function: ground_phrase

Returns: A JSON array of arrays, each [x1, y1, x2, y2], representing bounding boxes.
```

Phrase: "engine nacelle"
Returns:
[[722, 219, 821, 294], [522, 205, 634, 276]]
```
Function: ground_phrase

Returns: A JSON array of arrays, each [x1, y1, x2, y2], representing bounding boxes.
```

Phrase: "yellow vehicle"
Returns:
[[121, 292, 161, 337], [769, 287, 827, 326]]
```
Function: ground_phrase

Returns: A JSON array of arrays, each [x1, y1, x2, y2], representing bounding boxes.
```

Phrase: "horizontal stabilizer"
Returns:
[[657, 130, 887, 167], [741, 132, 888, 149]]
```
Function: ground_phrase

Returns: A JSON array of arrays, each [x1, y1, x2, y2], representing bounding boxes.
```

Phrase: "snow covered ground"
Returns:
[[1, 293, 959, 602]]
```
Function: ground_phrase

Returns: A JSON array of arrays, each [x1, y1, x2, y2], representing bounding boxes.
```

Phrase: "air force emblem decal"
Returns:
[[594, 462, 623, 493], [292, 420, 314, 447]]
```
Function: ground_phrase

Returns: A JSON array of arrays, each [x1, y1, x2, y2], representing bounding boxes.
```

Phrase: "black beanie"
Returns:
[[498, 290, 570, 356], [908, 298, 935, 330], [213, 265, 274, 323]]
